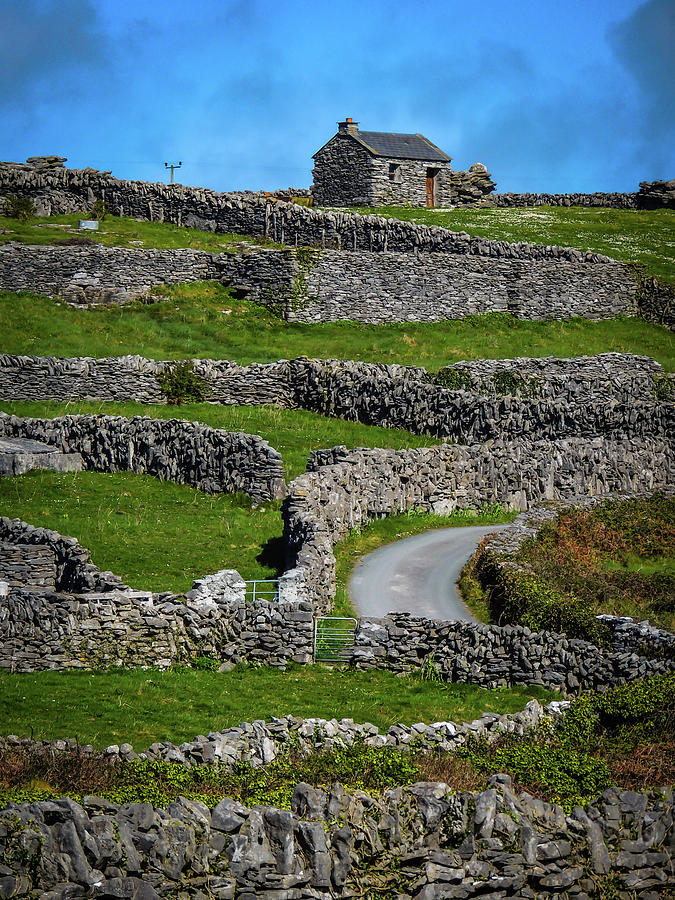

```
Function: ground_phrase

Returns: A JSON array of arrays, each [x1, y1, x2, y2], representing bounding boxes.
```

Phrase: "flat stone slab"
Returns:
[[0, 437, 83, 476]]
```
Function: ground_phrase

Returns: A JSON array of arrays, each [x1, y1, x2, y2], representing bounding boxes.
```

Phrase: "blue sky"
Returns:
[[1, 0, 673, 193]]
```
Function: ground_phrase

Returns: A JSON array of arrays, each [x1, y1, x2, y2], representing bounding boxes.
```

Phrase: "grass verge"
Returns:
[[349, 206, 675, 282], [0, 665, 555, 749], [334, 506, 517, 618], [0, 400, 438, 482], [2, 284, 673, 370], [462, 494, 675, 637]]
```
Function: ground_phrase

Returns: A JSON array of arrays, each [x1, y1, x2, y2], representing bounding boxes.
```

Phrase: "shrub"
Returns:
[[156, 361, 207, 405], [432, 366, 472, 391], [3, 195, 34, 220], [90, 198, 107, 221]]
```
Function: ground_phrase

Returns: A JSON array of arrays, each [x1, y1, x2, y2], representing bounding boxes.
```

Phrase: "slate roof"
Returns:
[[354, 131, 450, 162]]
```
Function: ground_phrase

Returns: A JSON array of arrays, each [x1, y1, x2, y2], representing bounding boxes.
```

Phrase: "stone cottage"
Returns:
[[311, 118, 453, 208]]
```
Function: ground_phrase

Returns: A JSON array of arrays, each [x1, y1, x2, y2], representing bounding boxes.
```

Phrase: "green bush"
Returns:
[[90, 198, 107, 221], [432, 366, 472, 391], [191, 656, 219, 671], [3, 195, 34, 220], [492, 371, 541, 397], [156, 360, 207, 405], [480, 559, 610, 645], [456, 675, 674, 809]]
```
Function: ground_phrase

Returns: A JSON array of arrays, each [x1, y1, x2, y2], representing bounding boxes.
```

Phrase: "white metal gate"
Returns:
[[313, 616, 357, 664], [245, 579, 279, 602]]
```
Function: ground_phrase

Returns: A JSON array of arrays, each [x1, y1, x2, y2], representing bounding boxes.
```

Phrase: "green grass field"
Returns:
[[350, 206, 675, 282], [2, 283, 673, 370], [5, 208, 674, 282], [0, 665, 555, 748], [0, 213, 261, 253], [0, 470, 284, 590]]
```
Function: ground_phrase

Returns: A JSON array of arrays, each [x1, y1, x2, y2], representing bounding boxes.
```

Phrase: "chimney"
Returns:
[[338, 117, 359, 136]]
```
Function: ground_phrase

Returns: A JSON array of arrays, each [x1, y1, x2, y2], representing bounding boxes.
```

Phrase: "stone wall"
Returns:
[[0, 413, 286, 503], [283, 439, 675, 610], [488, 179, 674, 209], [2, 773, 672, 898], [0, 541, 56, 589], [1, 239, 645, 324], [437, 352, 667, 402], [2, 498, 672, 688], [0, 517, 126, 593], [39, 698, 565, 768], [2, 354, 672, 444], [4, 160, 673, 325], [347, 612, 673, 691], [489, 191, 639, 208], [0, 241, 297, 306], [295, 248, 638, 323], [0, 581, 315, 672], [0, 159, 631, 259]]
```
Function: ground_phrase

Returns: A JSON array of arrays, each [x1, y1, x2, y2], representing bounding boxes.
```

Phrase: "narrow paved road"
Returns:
[[348, 525, 502, 621]]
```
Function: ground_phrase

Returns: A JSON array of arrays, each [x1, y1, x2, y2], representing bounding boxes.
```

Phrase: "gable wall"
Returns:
[[311, 135, 374, 206]]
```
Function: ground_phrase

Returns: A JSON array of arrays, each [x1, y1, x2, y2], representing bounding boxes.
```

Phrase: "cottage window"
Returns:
[[389, 163, 402, 183]]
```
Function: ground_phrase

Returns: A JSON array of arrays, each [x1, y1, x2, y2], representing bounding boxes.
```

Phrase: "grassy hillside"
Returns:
[[4, 208, 673, 282], [350, 206, 675, 282], [0, 212, 261, 252], [2, 283, 673, 370]]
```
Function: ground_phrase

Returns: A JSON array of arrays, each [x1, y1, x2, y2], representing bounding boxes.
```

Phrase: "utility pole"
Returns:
[[164, 161, 182, 184]]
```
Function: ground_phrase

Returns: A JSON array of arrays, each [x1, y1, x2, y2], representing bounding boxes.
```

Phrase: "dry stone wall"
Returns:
[[0, 542, 56, 590], [0, 160, 632, 259], [489, 191, 639, 208], [2, 774, 672, 898], [0, 239, 643, 323], [0, 241, 297, 306], [347, 613, 673, 691], [0, 413, 286, 503], [488, 179, 674, 209], [297, 248, 637, 323], [0, 516, 127, 593], [1, 353, 672, 444], [4, 160, 673, 325], [62, 699, 566, 767], [2, 503, 672, 689], [2, 539, 672, 691], [437, 353, 667, 402], [283, 439, 675, 610], [0, 582, 315, 673]]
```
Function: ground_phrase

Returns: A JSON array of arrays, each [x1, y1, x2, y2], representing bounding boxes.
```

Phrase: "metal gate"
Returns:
[[313, 616, 357, 664], [245, 579, 279, 602]]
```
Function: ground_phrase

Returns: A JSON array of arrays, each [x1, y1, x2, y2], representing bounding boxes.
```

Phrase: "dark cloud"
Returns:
[[609, 0, 674, 138], [0, 0, 102, 100]]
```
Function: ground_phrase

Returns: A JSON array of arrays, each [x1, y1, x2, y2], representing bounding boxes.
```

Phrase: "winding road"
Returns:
[[348, 525, 502, 621]]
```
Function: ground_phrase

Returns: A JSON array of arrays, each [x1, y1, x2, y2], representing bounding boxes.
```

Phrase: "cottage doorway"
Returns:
[[426, 168, 438, 207]]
